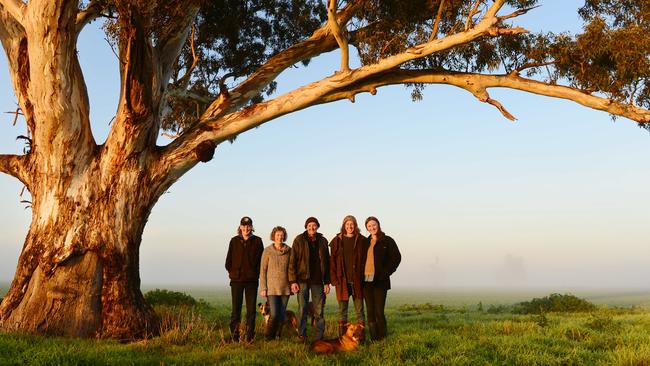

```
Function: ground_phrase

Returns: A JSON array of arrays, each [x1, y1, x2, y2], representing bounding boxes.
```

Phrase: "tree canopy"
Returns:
[[154, 0, 649, 135]]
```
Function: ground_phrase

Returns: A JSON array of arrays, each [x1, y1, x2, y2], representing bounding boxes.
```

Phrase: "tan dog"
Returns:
[[310, 322, 364, 354], [258, 301, 301, 336]]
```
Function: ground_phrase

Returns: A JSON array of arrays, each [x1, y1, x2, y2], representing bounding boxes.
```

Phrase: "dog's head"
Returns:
[[343, 322, 364, 342], [257, 301, 270, 317]]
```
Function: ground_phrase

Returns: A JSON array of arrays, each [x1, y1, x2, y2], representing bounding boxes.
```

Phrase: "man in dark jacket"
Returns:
[[288, 216, 330, 341], [225, 216, 264, 343]]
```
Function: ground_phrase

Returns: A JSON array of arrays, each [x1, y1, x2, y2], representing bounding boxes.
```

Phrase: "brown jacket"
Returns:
[[225, 234, 264, 283], [329, 233, 367, 301], [288, 232, 330, 285]]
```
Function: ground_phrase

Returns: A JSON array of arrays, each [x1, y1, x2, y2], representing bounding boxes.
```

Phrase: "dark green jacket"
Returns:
[[288, 232, 330, 285]]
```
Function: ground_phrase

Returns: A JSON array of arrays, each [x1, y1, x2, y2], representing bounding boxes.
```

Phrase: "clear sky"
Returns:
[[0, 2, 648, 289]]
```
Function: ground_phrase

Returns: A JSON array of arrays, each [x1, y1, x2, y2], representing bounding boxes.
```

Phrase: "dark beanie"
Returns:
[[304, 216, 320, 228]]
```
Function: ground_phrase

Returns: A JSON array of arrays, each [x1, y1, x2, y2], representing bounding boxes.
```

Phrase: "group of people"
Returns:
[[225, 215, 401, 344]]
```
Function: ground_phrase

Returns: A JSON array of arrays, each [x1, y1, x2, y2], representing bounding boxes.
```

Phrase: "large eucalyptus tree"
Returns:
[[0, 0, 647, 339]]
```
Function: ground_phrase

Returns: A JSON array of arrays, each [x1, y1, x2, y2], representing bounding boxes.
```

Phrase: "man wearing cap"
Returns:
[[288, 216, 331, 341], [225, 216, 264, 343]]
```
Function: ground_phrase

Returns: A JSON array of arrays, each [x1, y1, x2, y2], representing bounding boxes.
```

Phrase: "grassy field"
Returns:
[[2, 286, 650, 365]]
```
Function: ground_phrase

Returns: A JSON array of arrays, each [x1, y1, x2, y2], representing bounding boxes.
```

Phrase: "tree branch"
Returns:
[[327, 0, 350, 73], [156, 0, 528, 185], [199, 0, 366, 122], [172, 25, 199, 89], [319, 69, 650, 124], [0, 154, 28, 185], [155, 2, 201, 87], [166, 88, 212, 105], [0, 0, 25, 26], [497, 6, 540, 22], [464, 0, 482, 31], [75, 0, 107, 34], [23, 0, 96, 162], [429, 0, 446, 41]]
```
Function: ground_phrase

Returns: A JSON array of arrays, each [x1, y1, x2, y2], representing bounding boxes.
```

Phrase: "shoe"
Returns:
[[357, 321, 366, 344], [338, 320, 346, 337]]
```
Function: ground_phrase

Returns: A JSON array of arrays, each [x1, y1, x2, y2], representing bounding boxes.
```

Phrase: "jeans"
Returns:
[[268, 295, 289, 323], [338, 283, 365, 323], [297, 282, 325, 340], [230, 282, 258, 341], [363, 281, 388, 340]]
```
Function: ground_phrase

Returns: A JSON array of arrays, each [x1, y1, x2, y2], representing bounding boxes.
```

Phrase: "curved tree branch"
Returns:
[[319, 69, 650, 124], [327, 0, 350, 73], [158, 0, 515, 179], [75, 0, 107, 34], [171, 24, 199, 90], [430, 0, 447, 41], [22, 0, 96, 164], [199, 0, 366, 122], [155, 2, 201, 87]]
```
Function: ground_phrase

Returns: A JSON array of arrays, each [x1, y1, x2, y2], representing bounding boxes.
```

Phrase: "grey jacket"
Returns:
[[260, 244, 292, 296]]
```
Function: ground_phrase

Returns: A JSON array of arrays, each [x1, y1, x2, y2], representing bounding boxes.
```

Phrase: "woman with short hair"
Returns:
[[259, 226, 292, 340]]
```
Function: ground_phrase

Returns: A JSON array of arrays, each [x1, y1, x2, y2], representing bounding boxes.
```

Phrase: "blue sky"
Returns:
[[1, 1, 648, 288]]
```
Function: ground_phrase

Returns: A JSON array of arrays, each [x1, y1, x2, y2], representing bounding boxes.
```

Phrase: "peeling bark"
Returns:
[[0, 152, 162, 339]]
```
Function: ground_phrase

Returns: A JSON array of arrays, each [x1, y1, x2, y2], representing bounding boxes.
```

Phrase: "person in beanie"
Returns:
[[225, 216, 264, 343], [329, 215, 367, 340], [259, 226, 292, 340], [288, 216, 330, 342], [362, 216, 401, 341]]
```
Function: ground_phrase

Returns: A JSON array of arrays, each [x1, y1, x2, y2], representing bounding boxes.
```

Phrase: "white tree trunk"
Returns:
[[0, 146, 164, 338]]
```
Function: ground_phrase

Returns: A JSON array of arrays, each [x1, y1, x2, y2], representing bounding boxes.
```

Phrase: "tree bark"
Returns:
[[0, 152, 162, 339], [0, 1, 204, 339]]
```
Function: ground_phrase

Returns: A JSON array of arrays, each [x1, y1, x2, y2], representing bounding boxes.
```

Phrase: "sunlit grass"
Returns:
[[2, 288, 650, 365]]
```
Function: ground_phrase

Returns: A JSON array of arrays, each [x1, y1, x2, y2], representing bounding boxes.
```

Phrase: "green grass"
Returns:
[[2, 288, 650, 365]]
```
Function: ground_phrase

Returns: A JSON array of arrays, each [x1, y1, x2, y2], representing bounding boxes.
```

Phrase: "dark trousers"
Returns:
[[363, 281, 388, 340], [230, 281, 258, 341]]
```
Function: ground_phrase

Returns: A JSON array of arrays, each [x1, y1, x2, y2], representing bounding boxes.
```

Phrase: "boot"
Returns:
[[357, 321, 366, 344], [265, 319, 275, 340], [276, 323, 284, 339], [230, 322, 241, 343], [367, 321, 378, 341], [338, 320, 347, 337], [245, 325, 255, 344], [266, 318, 281, 341]]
